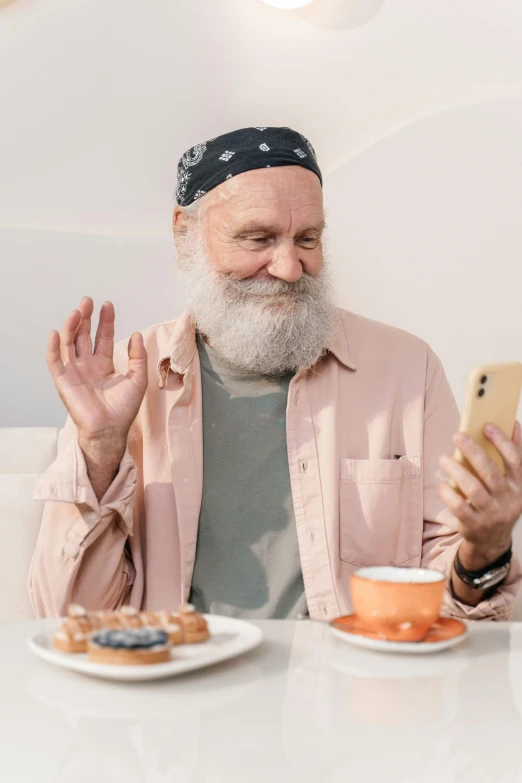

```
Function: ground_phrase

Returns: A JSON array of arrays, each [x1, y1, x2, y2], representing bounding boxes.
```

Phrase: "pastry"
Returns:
[[54, 621, 90, 654], [54, 603, 210, 654], [111, 605, 143, 629], [94, 611, 124, 630], [140, 611, 185, 645], [53, 604, 102, 653], [176, 603, 210, 643], [87, 627, 172, 665]]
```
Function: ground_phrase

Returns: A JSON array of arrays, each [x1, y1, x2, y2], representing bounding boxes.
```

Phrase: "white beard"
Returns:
[[177, 225, 339, 376]]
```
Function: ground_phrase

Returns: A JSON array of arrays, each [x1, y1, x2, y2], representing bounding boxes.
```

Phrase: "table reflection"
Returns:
[[282, 623, 522, 783], [26, 649, 265, 781]]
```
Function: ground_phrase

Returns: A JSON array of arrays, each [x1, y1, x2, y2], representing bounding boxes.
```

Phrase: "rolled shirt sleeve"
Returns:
[[28, 415, 137, 618], [421, 349, 522, 620]]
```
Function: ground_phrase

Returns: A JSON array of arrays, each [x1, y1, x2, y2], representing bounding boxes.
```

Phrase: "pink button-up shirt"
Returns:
[[29, 309, 521, 620]]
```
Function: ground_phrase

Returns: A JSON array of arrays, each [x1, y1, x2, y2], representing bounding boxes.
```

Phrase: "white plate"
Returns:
[[28, 615, 263, 681], [330, 624, 468, 654]]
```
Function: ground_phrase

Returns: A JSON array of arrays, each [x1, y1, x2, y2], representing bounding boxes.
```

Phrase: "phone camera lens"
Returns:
[[480, 375, 487, 384], [478, 388, 485, 397]]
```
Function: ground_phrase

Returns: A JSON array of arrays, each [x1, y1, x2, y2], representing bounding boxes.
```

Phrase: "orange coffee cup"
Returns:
[[350, 566, 446, 642]]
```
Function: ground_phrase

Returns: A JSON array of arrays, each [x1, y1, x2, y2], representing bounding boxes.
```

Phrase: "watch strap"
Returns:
[[454, 543, 512, 589]]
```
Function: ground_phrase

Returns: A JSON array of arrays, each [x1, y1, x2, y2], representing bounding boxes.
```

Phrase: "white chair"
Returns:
[[1, 426, 521, 622], [0, 428, 61, 622]]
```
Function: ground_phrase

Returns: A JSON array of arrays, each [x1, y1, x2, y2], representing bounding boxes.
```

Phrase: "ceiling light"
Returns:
[[261, 0, 315, 9]]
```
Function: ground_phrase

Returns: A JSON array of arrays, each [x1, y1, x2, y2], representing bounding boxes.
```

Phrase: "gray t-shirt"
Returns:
[[189, 332, 308, 619]]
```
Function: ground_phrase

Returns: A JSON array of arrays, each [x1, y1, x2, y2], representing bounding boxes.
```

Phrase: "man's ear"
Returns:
[[172, 206, 188, 236]]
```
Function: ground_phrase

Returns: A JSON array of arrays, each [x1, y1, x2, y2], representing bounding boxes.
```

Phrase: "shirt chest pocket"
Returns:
[[339, 455, 422, 568]]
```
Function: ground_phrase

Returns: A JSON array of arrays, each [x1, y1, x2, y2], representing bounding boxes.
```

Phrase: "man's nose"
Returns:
[[265, 240, 303, 283]]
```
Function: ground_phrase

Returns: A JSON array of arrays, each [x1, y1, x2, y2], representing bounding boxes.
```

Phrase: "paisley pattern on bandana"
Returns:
[[174, 126, 322, 206], [176, 142, 208, 203], [182, 143, 207, 167], [175, 167, 192, 204], [300, 133, 317, 160]]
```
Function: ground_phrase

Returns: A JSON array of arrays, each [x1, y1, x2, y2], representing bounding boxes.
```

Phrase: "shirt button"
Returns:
[[88, 511, 99, 522]]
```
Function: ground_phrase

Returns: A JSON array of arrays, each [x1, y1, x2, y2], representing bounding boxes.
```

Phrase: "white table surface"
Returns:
[[2, 618, 522, 782]]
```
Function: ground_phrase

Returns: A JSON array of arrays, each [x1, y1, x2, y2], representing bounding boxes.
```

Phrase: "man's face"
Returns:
[[173, 165, 337, 375], [178, 165, 325, 282]]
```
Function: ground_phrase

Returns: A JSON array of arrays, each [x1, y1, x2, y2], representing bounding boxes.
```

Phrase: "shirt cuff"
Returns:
[[33, 434, 137, 535]]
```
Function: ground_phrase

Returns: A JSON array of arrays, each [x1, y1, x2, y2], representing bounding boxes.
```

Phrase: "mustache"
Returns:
[[222, 273, 318, 299]]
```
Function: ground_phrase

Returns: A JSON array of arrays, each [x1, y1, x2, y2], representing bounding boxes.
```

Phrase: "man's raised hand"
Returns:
[[47, 296, 148, 457]]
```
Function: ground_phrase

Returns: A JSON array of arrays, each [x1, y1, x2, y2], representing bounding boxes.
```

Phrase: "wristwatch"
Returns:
[[454, 543, 513, 590]]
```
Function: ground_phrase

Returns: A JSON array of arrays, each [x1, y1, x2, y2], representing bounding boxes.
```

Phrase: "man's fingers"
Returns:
[[126, 332, 148, 390], [60, 309, 82, 363], [74, 296, 94, 358], [439, 452, 492, 510], [484, 423, 522, 482], [46, 330, 66, 382], [438, 481, 477, 524], [93, 301, 115, 360], [453, 432, 508, 495]]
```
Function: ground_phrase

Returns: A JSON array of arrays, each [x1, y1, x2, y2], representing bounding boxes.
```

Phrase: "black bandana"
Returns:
[[175, 126, 322, 207]]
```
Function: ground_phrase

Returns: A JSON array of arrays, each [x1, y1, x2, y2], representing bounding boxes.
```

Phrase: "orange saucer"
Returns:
[[330, 615, 467, 654]]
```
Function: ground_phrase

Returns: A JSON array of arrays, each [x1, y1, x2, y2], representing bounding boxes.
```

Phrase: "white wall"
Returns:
[[0, 227, 183, 426], [1, 0, 522, 426], [325, 97, 522, 412]]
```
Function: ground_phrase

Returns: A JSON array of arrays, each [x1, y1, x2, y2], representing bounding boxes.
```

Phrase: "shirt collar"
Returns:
[[157, 308, 356, 387], [157, 310, 198, 387], [327, 312, 357, 370]]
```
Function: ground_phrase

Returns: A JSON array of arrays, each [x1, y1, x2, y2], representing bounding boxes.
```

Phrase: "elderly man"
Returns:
[[29, 126, 522, 620]]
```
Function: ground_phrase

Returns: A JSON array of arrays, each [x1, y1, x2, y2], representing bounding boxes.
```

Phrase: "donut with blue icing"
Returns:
[[87, 626, 171, 665], [91, 627, 168, 649]]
